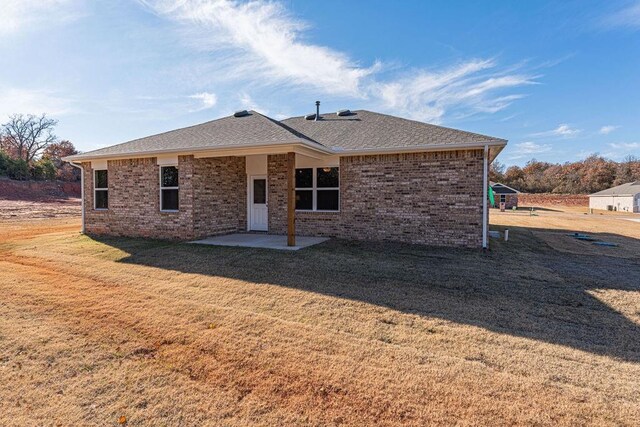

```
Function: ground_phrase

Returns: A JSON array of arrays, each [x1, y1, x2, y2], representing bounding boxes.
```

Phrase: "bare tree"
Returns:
[[1, 114, 58, 163]]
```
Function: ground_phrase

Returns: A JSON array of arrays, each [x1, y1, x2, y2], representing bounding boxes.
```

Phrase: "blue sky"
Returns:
[[0, 0, 638, 165]]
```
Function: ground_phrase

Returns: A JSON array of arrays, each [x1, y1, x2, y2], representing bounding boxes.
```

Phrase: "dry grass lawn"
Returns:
[[1, 205, 639, 426]]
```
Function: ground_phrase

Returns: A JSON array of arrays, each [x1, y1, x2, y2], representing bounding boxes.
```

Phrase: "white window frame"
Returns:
[[295, 167, 340, 212], [500, 194, 506, 203], [159, 165, 179, 212], [94, 169, 108, 210]]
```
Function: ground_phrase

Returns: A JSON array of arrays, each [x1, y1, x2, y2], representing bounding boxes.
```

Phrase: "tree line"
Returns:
[[491, 155, 640, 194], [0, 114, 79, 181]]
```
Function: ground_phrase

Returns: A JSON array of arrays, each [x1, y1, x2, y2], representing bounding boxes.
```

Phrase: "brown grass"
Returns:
[[0, 204, 639, 426]]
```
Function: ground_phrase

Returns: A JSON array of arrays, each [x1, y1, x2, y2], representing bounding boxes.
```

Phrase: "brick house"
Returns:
[[65, 109, 507, 248], [490, 182, 520, 209]]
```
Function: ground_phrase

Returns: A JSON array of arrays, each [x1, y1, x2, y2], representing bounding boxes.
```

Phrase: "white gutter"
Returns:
[[68, 162, 85, 234], [482, 144, 489, 249]]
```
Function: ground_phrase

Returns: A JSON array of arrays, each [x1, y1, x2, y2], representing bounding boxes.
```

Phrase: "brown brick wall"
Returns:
[[193, 156, 246, 237], [82, 156, 245, 240], [267, 150, 484, 248], [82, 151, 485, 247], [267, 153, 290, 234], [494, 193, 518, 209]]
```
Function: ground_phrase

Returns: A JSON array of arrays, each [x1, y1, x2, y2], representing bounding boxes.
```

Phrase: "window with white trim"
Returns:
[[94, 170, 108, 210], [295, 167, 339, 211], [160, 166, 179, 211], [500, 194, 506, 203]]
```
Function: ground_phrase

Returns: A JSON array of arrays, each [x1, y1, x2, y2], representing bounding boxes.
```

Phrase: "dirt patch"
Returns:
[[0, 198, 81, 220], [0, 177, 80, 201], [519, 193, 588, 207]]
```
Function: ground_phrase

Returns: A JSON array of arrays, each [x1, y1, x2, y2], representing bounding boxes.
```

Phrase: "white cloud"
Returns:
[[374, 60, 534, 122], [609, 142, 640, 150], [530, 124, 581, 138], [0, 87, 73, 119], [599, 125, 619, 135], [602, 2, 640, 30], [138, 0, 536, 123], [0, 0, 83, 36], [138, 0, 378, 98], [515, 141, 552, 154], [188, 91, 217, 111]]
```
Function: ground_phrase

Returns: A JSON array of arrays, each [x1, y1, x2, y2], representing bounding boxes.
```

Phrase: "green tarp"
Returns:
[[488, 186, 495, 207]]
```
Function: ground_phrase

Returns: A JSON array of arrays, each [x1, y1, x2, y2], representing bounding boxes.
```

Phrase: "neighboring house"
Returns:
[[490, 182, 520, 209], [589, 181, 640, 213], [64, 108, 507, 248]]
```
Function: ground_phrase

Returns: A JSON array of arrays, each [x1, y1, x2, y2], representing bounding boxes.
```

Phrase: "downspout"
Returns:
[[69, 162, 85, 234], [482, 145, 489, 249]]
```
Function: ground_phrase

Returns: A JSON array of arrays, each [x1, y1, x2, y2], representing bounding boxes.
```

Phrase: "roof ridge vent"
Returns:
[[337, 109, 351, 116], [234, 110, 249, 117]]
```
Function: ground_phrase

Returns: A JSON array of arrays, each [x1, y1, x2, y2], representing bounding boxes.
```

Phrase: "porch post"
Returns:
[[287, 152, 296, 246]]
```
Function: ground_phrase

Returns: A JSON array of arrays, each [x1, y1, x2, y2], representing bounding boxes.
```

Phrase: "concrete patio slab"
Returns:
[[190, 233, 329, 251]]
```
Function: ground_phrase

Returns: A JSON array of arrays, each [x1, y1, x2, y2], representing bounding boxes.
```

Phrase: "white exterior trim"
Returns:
[[248, 174, 268, 231], [91, 159, 108, 170], [159, 166, 179, 212], [294, 166, 340, 213], [157, 155, 178, 166], [93, 169, 108, 211], [64, 140, 506, 163]]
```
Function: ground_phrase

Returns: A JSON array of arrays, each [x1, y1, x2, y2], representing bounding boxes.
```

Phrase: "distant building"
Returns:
[[490, 182, 519, 209], [589, 181, 640, 213]]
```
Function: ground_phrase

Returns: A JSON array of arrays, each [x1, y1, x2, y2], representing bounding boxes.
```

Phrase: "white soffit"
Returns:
[[157, 155, 179, 166], [91, 160, 108, 170]]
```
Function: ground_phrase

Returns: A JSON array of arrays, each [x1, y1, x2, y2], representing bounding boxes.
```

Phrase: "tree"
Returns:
[[43, 140, 78, 160], [615, 155, 640, 185], [503, 165, 525, 191], [42, 140, 79, 181], [31, 158, 57, 181], [489, 160, 505, 183], [1, 114, 58, 163]]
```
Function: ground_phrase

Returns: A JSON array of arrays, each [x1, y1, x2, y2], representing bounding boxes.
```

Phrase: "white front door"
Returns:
[[250, 175, 268, 231]]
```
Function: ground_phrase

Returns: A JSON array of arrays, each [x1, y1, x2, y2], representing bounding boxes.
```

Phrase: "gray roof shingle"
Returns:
[[590, 181, 640, 196], [71, 111, 319, 159], [67, 109, 506, 161], [281, 110, 506, 152]]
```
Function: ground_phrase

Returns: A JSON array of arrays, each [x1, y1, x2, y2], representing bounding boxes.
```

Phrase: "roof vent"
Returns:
[[337, 109, 351, 117], [234, 110, 249, 117], [304, 113, 316, 120]]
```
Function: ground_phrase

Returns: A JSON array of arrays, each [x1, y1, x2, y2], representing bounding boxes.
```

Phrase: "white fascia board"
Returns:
[[63, 139, 332, 163], [333, 140, 507, 159], [64, 139, 507, 163]]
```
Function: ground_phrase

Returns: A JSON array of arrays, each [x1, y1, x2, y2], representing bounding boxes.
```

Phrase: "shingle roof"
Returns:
[[70, 111, 320, 159], [590, 181, 640, 196], [490, 182, 520, 194], [67, 109, 506, 161], [281, 110, 506, 152]]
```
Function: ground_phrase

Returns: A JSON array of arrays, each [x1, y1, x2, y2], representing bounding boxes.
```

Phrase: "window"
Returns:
[[500, 194, 506, 203], [295, 167, 339, 211], [253, 178, 266, 204], [160, 166, 179, 211], [94, 170, 108, 210]]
